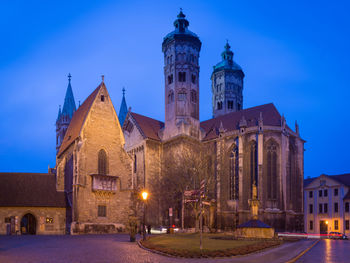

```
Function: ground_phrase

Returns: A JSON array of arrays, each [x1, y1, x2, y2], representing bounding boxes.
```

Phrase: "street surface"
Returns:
[[0, 234, 317, 263], [296, 238, 350, 263]]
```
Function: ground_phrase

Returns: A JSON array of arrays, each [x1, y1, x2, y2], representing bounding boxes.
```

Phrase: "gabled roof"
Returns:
[[200, 103, 285, 141], [237, 219, 272, 228], [0, 173, 66, 207], [57, 83, 103, 157], [128, 112, 164, 141], [303, 173, 350, 189]]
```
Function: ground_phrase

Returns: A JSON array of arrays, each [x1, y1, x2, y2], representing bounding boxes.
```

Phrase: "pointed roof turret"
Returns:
[[118, 88, 128, 126], [61, 73, 76, 119], [213, 41, 244, 75]]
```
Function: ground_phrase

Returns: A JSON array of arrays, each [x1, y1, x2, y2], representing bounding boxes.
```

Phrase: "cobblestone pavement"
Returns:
[[296, 238, 350, 263], [0, 234, 315, 263]]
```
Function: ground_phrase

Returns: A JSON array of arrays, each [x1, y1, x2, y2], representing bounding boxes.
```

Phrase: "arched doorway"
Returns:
[[21, 213, 36, 235]]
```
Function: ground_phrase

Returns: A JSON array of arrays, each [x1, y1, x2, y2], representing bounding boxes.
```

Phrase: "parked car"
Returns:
[[328, 232, 348, 240]]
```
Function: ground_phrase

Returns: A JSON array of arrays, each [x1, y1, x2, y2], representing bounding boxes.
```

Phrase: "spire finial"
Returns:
[[101, 75, 104, 82], [122, 87, 125, 96], [68, 73, 71, 83]]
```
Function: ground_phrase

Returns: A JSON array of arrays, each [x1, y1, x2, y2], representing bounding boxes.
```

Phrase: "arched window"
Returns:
[[98, 149, 108, 175], [266, 141, 277, 199], [249, 141, 258, 189], [229, 146, 239, 200], [178, 91, 186, 101]]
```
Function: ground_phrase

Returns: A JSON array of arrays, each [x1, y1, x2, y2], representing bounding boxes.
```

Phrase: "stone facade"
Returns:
[[304, 173, 350, 235], [56, 82, 132, 234], [0, 207, 66, 235], [121, 11, 304, 232]]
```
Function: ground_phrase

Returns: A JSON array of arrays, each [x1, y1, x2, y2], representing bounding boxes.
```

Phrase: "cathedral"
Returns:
[[121, 11, 304, 232], [0, 11, 304, 235]]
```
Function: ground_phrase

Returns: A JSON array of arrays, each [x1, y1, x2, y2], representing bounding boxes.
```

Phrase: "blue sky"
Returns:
[[0, 0, 349, 177]]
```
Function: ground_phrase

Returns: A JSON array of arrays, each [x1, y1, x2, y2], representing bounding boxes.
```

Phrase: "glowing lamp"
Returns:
[[142, 191, 148, 201], [326, 221, 329, 225]]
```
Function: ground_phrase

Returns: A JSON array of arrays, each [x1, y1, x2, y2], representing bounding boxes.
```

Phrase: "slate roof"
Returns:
[[200, 103, 284, 141], [0, 173, 66, 207], [304, 178, 314, 187], [303, 174, 350, 194], [129, 112, 164, 141], [57, 83, 103, 157], [61, 78, 76, 119], [237, 219, 272, 228]]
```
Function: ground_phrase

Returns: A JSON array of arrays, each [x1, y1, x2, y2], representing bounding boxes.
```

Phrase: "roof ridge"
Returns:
[[57, 82, 103, 157]]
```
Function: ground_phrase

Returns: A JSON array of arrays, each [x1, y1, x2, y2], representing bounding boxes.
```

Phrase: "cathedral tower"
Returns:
[[56, 74, 76, 153], [161, 10, 202, 140], [118, 88, 128, 126], [211, 42, 244, 118]]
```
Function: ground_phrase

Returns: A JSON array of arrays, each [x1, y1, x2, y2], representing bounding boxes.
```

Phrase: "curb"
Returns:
[[137, 239, 283, 259], [286, 239, 320, 263], [137, 240, 178, 258]]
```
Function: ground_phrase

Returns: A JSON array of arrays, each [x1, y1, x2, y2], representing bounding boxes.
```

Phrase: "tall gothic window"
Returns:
[[267, 140, 277, 199], [229, 146, 239, 200], [288, 144, 297, 203], [178, 72, 186, 82], [249, 141, 258, 188], [98, 149, 108, 175]]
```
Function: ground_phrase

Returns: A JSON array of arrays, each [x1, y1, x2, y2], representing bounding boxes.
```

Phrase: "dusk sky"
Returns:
[[0, 0, 349, 178]]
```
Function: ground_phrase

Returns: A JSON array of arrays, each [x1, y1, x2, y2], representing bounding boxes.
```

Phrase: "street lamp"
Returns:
[[141, 191, 149, 241]]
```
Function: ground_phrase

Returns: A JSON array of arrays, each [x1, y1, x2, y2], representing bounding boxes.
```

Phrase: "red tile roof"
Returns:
[[57, 83, 103, 157], [200, 103, 283, 141], [129, 112, 164, 141], [0, 173, 66, 207]]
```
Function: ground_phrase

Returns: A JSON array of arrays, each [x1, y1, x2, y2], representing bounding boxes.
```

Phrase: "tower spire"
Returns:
[[118, 87, 128, 126]]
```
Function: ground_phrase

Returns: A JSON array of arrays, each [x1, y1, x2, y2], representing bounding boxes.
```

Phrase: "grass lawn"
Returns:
[[141, 233, 282, 258]]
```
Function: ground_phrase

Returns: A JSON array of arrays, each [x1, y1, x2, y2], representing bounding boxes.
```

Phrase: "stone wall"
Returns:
[[0, 207, 65, 235]]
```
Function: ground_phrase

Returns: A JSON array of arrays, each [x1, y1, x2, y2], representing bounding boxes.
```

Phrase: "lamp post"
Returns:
[[141, 191, 148, 241]]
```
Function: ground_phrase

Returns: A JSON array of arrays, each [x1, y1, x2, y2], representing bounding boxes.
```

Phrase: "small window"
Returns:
[[324, 189, 328, 197], [334, 220, 339, 230], [178, 72, 186, 82], [319, 190, 322, 197], [125, 121, 134, 133], [309, 191, 313, 198], [346, 220, 349, 230], [168, 74, 173, 84], [346, 202, 349, 213], [309, 220, 313, 230], [191, 74, 196, 84], [101, 95, 105, 102], [46, 218, 53, 224], [4, 217, 10, 223], [217, 101, 223, 110], [168, 90, 174, 104], [178, 92, 186, 101], [98, 205, 106, 217], [319, 203, 323, 214], [309, 204, 313, 214], [334, 202, 338, 213], [228, 100, 233, 109], [237, 103, 241, 111], [334, 188, 338, 196], [134, 154, 137, 173], [324, 203, 328, 213]]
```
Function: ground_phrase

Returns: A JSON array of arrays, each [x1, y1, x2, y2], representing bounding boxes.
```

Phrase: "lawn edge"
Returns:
[[137, 238, 282, 259]]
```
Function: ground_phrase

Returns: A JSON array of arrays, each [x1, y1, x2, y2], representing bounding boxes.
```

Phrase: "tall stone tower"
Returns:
[[211, 42, 244, 118], [161, 10, 202, 140], [56, 74, 76, 153]]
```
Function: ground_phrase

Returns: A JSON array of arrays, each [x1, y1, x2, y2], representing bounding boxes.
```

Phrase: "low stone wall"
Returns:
[[71, 222, 125, 234], [235, 227, 275, 239]]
